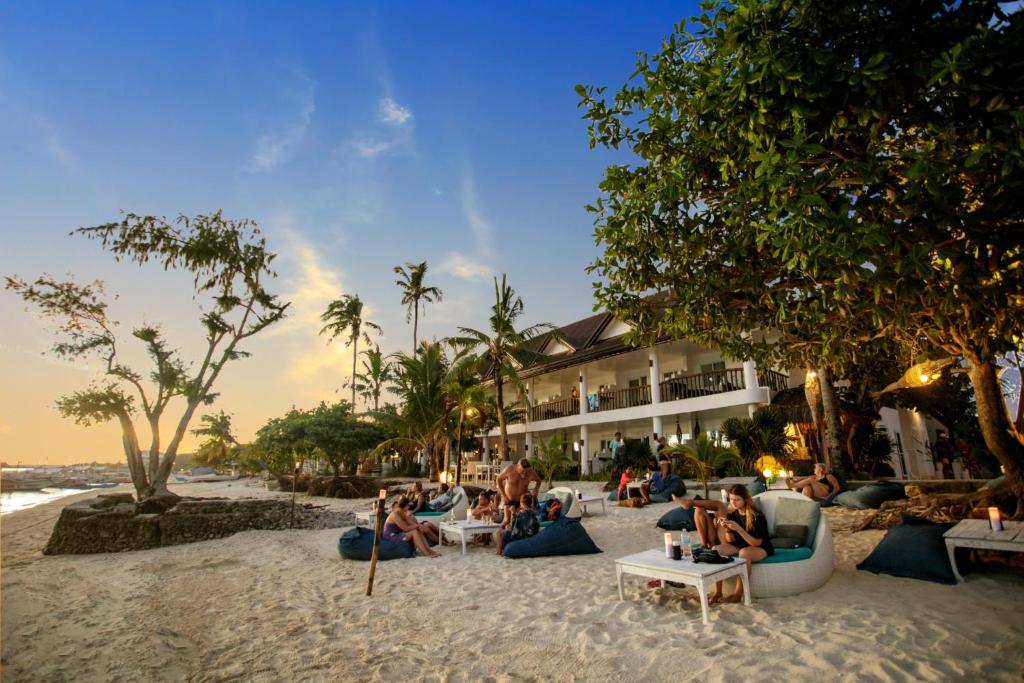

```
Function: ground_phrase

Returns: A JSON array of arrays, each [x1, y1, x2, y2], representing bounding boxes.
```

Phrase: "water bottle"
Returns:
[[681, 532, 693, 560]]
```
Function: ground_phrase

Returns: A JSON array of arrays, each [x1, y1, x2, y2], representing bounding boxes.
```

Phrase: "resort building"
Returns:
[[476, 309, 941, 479]]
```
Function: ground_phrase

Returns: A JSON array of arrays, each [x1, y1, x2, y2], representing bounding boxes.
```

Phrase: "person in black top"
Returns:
[[786, 462, 840, 501], [676, 484, 773, 604]]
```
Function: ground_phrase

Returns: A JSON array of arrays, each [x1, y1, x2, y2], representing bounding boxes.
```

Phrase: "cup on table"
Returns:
[[672, 542, 682, 561]]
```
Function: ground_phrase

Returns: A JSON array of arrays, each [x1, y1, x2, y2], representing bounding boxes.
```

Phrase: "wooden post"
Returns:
[[366, 488, 388, 596], [289, 461, 301, 529]]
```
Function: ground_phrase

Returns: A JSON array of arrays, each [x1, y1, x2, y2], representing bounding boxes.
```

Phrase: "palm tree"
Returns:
[[191, 410, 240, 468], [535, 434, 575, 490], [351, 345, 394, 412], [319, 294, 382, 408], [450, 275, 559, 463], [663, 432, 741, 499], [443, 381, 489, 485], [394, 261, 443, 352]]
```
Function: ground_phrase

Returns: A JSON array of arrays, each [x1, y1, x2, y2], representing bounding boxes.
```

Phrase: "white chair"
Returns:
[[750, 490, 834, 598], [538, 486, 583, 520], [415, 486, 469, 523]]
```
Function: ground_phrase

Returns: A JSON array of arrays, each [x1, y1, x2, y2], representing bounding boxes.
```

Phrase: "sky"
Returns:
[[0, 2, 698, 465]]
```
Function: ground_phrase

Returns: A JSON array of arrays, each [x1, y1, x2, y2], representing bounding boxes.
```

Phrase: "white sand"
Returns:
[[3, 480, 1023, 682]]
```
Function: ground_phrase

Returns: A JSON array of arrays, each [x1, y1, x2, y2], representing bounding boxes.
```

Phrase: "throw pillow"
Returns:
[[835, 482, 907, 510], [774, 497, 820, 547], [656, 506, 696, 531], [856, 515, 961, 584], [773, 523, 809, 548]]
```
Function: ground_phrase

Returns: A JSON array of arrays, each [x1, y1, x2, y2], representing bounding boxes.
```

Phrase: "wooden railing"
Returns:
[[530, 397, 580, 422], [757, 369, 789, 393], [659, 368, 745, 402], [590, 385, 652, 412]]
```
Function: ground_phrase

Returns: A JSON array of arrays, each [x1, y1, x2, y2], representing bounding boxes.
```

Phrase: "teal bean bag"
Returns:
[[337, 526, 415, 561], [857, 516, 964, 584], [503, 516, 602, 559], [834, 482, 907, 510], [656, 506, 696, 531]]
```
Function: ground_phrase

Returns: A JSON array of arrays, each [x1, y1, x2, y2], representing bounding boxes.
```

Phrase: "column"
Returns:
[[580, 424, 590, 476], [483, 439, 491, 466], [527, 379, 535, 425], [649, 348, 661, 403], [742, 359, 758, 390], [525, 432, 534, 457], [579, 368, 588, 415], [652, 416, 663, 444]]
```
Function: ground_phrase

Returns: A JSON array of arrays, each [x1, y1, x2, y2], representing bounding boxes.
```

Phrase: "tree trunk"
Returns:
[[804, 369, 825, 463], [147, 416, 161, 483], [413, 303, 419, 354], [818, 368, 843, 470], [117, 412, 148, 499], [495, 372, 509, 462], [966, 357, 1024, 508], [351, 335, 359, 410], [455, 415, 465, 486]]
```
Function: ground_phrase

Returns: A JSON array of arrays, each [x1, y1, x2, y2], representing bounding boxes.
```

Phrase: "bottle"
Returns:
[[681, 532, 692, 560]]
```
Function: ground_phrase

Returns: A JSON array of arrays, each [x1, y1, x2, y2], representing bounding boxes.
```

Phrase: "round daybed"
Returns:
[[750, 490, 834, 598]]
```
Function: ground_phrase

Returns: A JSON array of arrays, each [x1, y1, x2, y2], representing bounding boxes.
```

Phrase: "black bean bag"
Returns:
[[656, 506, 697, 531], [857, 515, 966, 584], [649, 474, 687, 503], [337, 526, 415, 561], [834, 481, 907, 510], [503, 516, 602, 559]]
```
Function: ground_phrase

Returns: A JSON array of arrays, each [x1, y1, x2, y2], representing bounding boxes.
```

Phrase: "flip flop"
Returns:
[[646, 579, 663, 589]]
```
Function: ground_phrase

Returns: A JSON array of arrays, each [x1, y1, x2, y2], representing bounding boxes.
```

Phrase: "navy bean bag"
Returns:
[[649, 474, 687, 503], [834, 481, 906, 510], [503, 516, 602, 559], [857, 516, 966, 584], [337, 526, 415, 561], [656, 506, 697, 531]]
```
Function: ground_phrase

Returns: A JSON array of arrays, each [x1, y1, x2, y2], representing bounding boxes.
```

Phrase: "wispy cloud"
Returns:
[[440, 251, 491, 281], [440, 167, 497, 281], [378, 97, 412, 126], [249, 73, 316, 172], [32, 116, 78, 170], [343, 97, 414, 161]]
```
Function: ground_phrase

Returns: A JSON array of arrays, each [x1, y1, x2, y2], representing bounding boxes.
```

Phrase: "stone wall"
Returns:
[[44, 493, 353, 555]]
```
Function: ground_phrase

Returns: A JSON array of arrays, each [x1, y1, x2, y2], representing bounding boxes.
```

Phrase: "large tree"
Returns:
[[5, 212, 288, 500], [451, 275, 557, 463], [320, 294, 381, 409], [394, 261, 443, 352], [578, 1, 1024, 504]]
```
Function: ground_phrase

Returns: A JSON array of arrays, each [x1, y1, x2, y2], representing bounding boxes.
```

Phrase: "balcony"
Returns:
[[590, 384, 652, 412], [757, 369, 789, 393], [659, 368, 745, 402], [530, 397, 580, 422]]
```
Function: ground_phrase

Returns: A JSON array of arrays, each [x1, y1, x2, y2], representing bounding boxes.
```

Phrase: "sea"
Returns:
[[1, 487, 94, 515]]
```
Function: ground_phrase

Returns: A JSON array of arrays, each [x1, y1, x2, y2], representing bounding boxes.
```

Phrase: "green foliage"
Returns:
[[349, 345, 394, 412], [854, 425, 895, 478], [617, 438, 653, 473], [320, 293, 381, 409], [535, 434, 575, 489], [721, 406, 792, 474], [394, 261, 443, 351], [664, 433, 741, 499], [191, 410, 240, 468], [5, 211, 288, 498]]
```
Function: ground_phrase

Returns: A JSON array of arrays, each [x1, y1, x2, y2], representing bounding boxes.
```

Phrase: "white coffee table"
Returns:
[[439, 519, 504, 555], [615, 548, 751, 625], [944, 518, 1024, 582], [577, 495, 607, 515]]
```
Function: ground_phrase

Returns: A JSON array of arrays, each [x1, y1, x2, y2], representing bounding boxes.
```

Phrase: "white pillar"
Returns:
[[579, 368, 588, 414], [483, 439, 491, 465], [526, 379, 535, 425], [580, 424, 590, 476], [652, 416, 663, 443], [649, 348, 661, 403], [525, 432, 534, 457], [742, 359, 758, 390]]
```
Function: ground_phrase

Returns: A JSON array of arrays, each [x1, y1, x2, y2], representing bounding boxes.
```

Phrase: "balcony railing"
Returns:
[[530, 397, 580, 422], [659, 368, 745, 402], [757, 369, 789, 393], [590, 385, 652, 412]]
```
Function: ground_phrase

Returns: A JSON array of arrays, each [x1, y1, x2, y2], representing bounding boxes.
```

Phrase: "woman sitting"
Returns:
[[408, 482, 428, 513], [617, 466, 636, 502], [470, 491, 499, 545], [382, 496, 441, 558], [675, 484, 773, 603], [494, 493, 540, 555], [786, 462, 840, 501]]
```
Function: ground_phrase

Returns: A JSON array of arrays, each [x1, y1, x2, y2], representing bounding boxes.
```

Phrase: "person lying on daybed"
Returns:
[[675, 484, 773, 603], [786, 462, 839, 501], [427, 483, 453, 511], [383, 496, 441, 558]]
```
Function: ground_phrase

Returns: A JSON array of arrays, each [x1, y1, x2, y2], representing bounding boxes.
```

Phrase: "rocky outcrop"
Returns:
[[43, 493, 353, 555]]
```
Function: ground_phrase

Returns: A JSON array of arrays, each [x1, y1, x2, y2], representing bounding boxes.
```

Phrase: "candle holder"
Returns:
[[988, 506, 1003, 532]]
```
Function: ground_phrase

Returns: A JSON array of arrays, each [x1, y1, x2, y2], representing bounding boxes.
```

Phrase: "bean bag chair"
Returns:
[[834, 481, 906, 510], [649, 474, 687, 503], [337, 526, 415, 561], [503, 516, 602, 559], [750, 491, 834, 598], [857, 516, 965, 584], [656, 506, 696, 531], [538, 487, 583, 519]]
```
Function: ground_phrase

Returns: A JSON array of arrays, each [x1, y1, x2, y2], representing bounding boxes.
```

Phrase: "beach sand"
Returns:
[[3, 480, 1023, 682]]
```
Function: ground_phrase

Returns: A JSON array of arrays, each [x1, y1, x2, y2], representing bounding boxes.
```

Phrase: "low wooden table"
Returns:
[[577, 494, 606, 516], [943, 518, 1024, 583], [615, 549, 751, 625], [439, 519, 503, 555]]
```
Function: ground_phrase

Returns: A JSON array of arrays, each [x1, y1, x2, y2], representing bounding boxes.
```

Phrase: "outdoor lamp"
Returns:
[[903, 358, 956, 388]]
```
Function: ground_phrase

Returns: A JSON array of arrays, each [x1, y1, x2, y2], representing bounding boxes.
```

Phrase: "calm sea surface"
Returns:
[[1, 488, 92, 515]]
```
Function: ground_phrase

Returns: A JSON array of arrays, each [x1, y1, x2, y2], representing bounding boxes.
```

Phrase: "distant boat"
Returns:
[[87, 482, 119, 489]]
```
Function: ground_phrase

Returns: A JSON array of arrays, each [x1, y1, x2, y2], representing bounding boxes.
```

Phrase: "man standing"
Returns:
[[608, 431, 624, 481], [494, 458, 543, 507]]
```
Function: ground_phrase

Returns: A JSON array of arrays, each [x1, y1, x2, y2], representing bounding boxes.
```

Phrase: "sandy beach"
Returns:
[[3, 480, 1023, 682]]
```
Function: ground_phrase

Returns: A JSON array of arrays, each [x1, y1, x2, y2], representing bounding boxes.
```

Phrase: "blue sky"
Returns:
[[0, 2, 697, 462]]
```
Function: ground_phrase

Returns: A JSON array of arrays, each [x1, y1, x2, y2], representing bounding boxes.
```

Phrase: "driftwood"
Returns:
[[863, 481, 1013, 531]]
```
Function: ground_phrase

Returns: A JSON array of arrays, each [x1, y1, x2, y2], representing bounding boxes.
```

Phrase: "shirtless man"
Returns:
[[494, 458, 542, 508], [786, 462, 840, 501]]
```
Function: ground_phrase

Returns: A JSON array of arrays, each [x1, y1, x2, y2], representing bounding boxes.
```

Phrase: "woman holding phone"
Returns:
[[674, 484, 773, 603]]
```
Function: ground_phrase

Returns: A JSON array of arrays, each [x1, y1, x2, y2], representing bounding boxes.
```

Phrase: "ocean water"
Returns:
[[1, 487, 92, 515]]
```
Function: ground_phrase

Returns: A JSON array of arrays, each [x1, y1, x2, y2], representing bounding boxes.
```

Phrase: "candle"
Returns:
[[989, 506, 1003, 532], [664, 532, 673, 558], [378, 489, 387, 499], [720, 488, 728, 503]]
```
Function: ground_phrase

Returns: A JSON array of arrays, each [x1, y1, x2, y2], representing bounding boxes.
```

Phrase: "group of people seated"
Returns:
[[616, 457, 673, 504], [468, 489, 563, 554], [407, 481, 456, 513]]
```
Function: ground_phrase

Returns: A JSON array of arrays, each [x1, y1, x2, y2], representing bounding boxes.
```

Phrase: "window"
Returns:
[[627, 376, 648, 388], [700, 361, 726, 374]]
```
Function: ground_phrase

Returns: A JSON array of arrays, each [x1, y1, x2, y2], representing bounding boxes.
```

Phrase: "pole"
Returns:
[[366, 488, 388, 596], [455, 415, 465, 487], [289, 461, 301, 529]]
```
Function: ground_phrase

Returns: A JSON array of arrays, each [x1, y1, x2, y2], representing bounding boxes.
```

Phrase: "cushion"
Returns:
[[650, 474, 687, 503], [538, 490, 573, 513], [771, 537, 804, 549], [856, 515, 960, 584], [656, 506, 696, 531], [835, 482, 907, 510], [337, 527, 415, 561], [774, 497, 821, 548], [502, 516, 602, 559], [760, 546, 813, 564]]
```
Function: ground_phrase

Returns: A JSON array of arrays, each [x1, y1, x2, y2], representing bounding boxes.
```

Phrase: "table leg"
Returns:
[[616, 566, 624, 601], [697, 577, 710, 625], [945, 539, 964, 583], [461, 531, 468, 556], [600, 500, 606, 515], [738, 569, 752, 606]]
